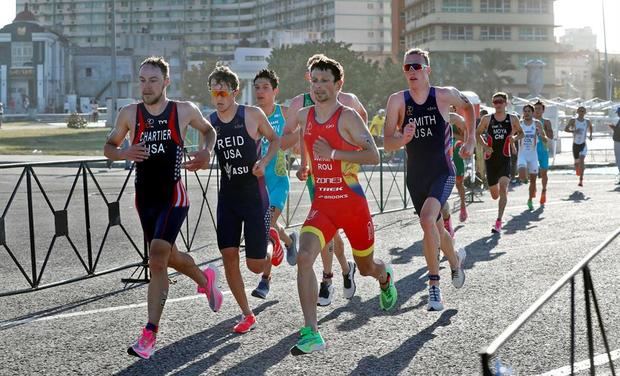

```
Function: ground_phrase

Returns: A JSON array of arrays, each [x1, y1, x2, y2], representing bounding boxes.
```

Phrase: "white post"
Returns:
[[0, 65, 6, 106]]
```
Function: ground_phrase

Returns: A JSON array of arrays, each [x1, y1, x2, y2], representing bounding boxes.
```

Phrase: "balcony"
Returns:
[[407, 11, 553, 31]]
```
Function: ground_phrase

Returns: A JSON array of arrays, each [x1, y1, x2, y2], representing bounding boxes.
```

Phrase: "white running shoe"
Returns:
[[317, 281, 335, 306], [427, 285, 444, 311], [451, 247, 466, 289], [342, 261, 357, 299]]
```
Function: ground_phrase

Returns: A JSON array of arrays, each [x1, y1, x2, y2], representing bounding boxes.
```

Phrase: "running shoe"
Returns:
[[251, 276, 270, 299], [342, 261, 357, 299], [491, 219, 502, 234], [196, 264, 223, 312], [578, 180, 583, 187], [286, 232, 299, 266], [443, 217, 455, 238], [317, 281, 334, 306], [270, 228, 284, 266], [540, 191, 546, 205], [128, 328, 156, 359], [459, 206, 468, 222], [427, 285, 444, 312], [527, 199, 534, 211], [379, 265, 397, 311], [233, 314, 257, 334], [290, 326, 326, 356], [451, 247, 466, 289]]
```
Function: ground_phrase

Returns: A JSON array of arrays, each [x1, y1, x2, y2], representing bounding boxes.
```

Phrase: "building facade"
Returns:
[[0, 5, 70, 113], [403, 0, 559, 98]]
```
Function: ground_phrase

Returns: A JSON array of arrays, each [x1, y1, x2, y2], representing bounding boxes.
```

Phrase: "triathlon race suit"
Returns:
[[536, 118, 550, 170], [402, 88, 455, 216], [572, 118, 588, 159], [132, 101, 188, 244], [484, 114, 513, 186], [300, 106, 374, 257], [451, 123, 465, 177], [211, 105, 270, 259], [517, 119, 539, 174], [262, 104, 290, 212]]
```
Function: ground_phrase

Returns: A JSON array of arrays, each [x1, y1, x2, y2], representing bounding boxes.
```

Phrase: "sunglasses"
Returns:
[[210, 89, 233, 98], [492, 99, 506, 105], [403, 63, 429, 72]]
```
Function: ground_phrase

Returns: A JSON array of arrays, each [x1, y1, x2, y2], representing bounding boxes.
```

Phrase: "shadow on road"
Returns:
[[349, 309, 458, 375], [502, 206, 545, 235], [562, 190, 590, 203], [115, 300, 278, 376]]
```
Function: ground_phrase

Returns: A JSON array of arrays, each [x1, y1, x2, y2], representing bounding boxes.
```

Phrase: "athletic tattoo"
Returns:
[[160, 290, 168, 307]]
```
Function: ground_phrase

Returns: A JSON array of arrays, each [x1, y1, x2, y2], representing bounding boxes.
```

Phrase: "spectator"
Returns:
[[608, 106, 620, 185], [0, 102, 3, 128], [369, 108, 386, 146]]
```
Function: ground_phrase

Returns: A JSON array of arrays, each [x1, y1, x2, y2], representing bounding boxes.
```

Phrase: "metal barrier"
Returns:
[[1, 149, 446, 297], [479, 227, 620, 375]]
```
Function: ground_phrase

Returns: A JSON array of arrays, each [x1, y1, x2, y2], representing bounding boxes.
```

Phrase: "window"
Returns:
[[442, 25, 473, 40], [517, 55, 549, 66], [480, 0, 510, 12], [11, 42, 33, 67], [368, 31, 374, 37], [442, 0, 472, 12], [519, 26, 548, 41], [518, 0, 549, 13], [480, 25, 511, 40], [85, 68, 92, 77]]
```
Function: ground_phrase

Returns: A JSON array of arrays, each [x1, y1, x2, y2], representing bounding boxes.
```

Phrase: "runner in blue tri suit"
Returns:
[[533, 100, 554, 206], [208, 65, 281, 334], [384, 48, 475, 312]]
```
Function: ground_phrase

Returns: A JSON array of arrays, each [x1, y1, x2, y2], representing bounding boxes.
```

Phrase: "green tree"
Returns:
[[592, 59, 620, 100], [181, 56, 222, 107]]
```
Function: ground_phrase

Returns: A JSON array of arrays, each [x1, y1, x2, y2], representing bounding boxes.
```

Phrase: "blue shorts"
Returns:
[[537, 146, 549, 170], [216, 190, 270, 259], [407, 174, 455, 218], [265, 174, 290, 212], [136, 199, 188, 245]]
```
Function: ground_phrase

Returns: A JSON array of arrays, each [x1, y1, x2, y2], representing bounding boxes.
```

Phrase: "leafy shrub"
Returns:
[[66, 112, 88, 129]]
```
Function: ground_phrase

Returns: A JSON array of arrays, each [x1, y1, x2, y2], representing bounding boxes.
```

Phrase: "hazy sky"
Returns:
[[1, 0, 618, 53]]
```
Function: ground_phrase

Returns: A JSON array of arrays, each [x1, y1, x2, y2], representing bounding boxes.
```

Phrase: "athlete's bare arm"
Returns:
[[436, 87, 476, 158], [249, 106, 280, 177], [587, 119, 593, 140], [312, 108, 379, 165], [510, 114, 523, 141], [180, 101, 216, 171], [565, 118, 575, 132], [104, 104, 149, 162], [296, 107, 311, 181], [282, 94, 304, 150], [339, 92, 368, 124], [535, 119, 549, 144], [476, 115, 493, 154], [543, 119, 554, 139], [383, 91, 412, 152], [449, 112, 466, 142]]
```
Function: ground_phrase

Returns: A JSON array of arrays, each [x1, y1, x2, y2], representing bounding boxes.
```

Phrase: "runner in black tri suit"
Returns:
[[104, 57, 222, 360], [476, 92, 522, 234], [207, 65, 281, 334], [384, 48, 475, 312], [282, 54, 366, 306]]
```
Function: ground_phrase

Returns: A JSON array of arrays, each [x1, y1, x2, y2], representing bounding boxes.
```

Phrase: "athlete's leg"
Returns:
[[297, 232, 323, 331], [419, 198, 443, 286], [540, 169, 548, 192], [528, 173, 537, 200], [352, 252, 388, 286], [147, 239, 173, 327], [221, 247, 253, 316], [579, 155, 586, 183], [518, 166, 528, 183], [168, 244, 207, 286], [271, 207, 292, 246], [489, 184, 500, 200], [497, 176, 510, 220], [455, 176, 466, 211]]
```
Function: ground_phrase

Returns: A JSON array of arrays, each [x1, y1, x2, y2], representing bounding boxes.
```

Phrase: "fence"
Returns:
[[479, 227, 620, 375]]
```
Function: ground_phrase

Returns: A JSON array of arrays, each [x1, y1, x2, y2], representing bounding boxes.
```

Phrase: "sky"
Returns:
[[0, 0, 618, 53]]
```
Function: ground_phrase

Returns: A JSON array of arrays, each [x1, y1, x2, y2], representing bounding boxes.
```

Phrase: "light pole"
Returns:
[[602, 0, 611, 100]]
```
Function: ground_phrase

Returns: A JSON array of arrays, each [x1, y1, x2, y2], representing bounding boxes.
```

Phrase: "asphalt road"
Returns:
[[0, 165, 619, 375]]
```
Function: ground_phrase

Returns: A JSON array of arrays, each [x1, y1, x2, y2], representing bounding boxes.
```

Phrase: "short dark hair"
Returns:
[[140, 56, 169, 79], [309, 56, 344, 82], [577, 106, 586, 112], [533, 99, 545, 110], [253, 69, 279, 89], [306, 54, 326, 70], [523, 104, 535, 113], [208, 65, 239, 91], [492, 92, 508, 101], [480, 109, 489, 116], [404, 48, 430, 66]]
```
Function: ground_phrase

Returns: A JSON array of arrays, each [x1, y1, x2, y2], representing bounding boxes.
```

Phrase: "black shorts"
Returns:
[[485, 157, 511, 186], [572, 143, 587, 159], [407, 174, 455, 218], [216, 190, 270, 259], [135, 198, 189, 245]]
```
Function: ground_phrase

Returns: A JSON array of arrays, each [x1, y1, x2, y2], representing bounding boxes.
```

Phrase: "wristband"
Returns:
[[330, 149, 336, 160]]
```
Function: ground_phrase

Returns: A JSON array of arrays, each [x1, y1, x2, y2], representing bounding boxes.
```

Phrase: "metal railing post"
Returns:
[[583, 266, 596, 375], [82, 162, 94, 273], [26, 167, 37, 287], [379, 149, 384, 212]]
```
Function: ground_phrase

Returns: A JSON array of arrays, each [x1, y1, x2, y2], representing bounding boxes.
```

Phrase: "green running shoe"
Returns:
[[380, 265, 397, 311], [527, 199, 534, 211], [290, 326, 326, 356]]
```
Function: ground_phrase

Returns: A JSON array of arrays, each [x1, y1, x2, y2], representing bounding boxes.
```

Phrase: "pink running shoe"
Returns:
[[443, 218, 455, 238], [233, 314, 257, 334], [196, 264, 223, 312], [270, 228, 284, 266], [128, 328, 156, 359], [459, 207, 468, 222], [491, 219, 502, 234]]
